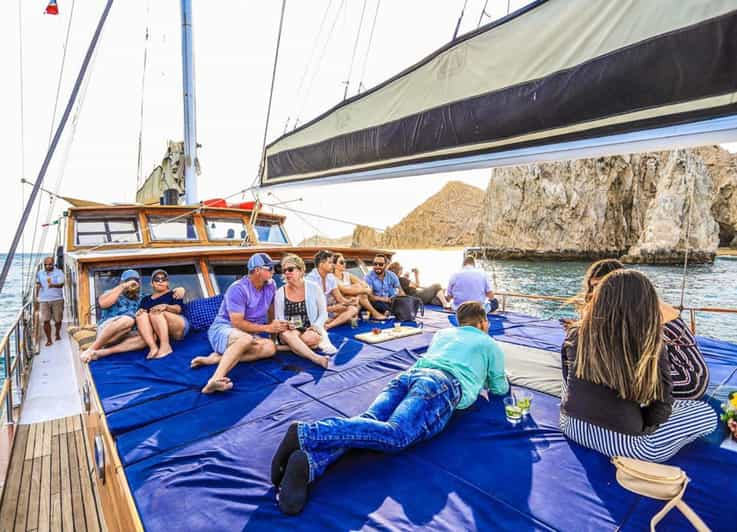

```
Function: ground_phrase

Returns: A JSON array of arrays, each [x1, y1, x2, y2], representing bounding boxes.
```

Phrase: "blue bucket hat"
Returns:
[[247, 252, 278, 273], [120, 269, 141, 282]]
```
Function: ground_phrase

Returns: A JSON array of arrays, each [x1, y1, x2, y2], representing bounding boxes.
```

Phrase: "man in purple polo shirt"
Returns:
[[447, 256, 499, 312], [191, 252, 288, 393]]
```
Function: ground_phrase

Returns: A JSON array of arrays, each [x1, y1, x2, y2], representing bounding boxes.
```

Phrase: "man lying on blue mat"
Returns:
[[271, 301, 509, 515]]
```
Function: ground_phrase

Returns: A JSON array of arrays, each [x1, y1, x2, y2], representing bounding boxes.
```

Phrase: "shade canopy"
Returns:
[[259, 0, 737, 187]]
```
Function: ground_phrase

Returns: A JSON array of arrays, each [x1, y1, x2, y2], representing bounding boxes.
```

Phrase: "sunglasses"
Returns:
[[336, 260, 345, 265], [373, 262, 385, 267], [152, 276, 168, 283], [283, 266, 299, 273]]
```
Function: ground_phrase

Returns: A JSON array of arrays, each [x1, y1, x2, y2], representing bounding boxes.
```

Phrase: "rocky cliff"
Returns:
[[476, 146, 737, 263], [349, 146, 737, 263], [352, 181, 485, 249], [298, 234, 353, 247]]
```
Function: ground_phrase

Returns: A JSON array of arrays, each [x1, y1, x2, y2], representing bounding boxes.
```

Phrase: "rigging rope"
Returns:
[[17, 0, 27, 297], [477, 0, 489, 27], [356, 0, 380, 94], [136, 0, 152, 187], [452, 0, 469, 41], [294, 0, 346, 129], [342, 0, 368, 100], [284, 0, 333, 133], [25, 0, 77, 294], [678, 161, 698, 311], [260, 201, 385, 233], [254, 0, 287, 187]]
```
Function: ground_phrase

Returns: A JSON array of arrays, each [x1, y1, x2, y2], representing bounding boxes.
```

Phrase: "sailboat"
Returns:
[[1, 0, 736, 530]]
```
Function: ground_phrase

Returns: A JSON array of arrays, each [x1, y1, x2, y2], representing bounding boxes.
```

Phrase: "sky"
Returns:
[[1, 0, 736, 252]]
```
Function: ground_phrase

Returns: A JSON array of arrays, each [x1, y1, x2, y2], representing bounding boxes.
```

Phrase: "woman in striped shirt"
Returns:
[[560, 269, 716, 462], [577, 259, 709, 400]]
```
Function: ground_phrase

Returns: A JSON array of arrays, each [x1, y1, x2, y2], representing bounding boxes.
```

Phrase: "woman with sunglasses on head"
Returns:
[[574, 259, 709, 400], [332, 253, 387, 320], [560, 269, 716, 462], [135, 269, 189, 359], [274, 255, 334, 368]]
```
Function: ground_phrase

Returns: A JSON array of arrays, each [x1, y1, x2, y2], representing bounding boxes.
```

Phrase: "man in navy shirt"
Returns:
[[364, 254, 404, 314]]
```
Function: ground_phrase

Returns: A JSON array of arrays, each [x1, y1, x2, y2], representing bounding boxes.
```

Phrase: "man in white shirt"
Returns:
[[305, 250, 358, 330], [36, 257, 65, 346]]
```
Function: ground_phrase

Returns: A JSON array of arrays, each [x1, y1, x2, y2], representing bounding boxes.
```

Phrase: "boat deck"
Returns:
[[0, 415, 104, 532]]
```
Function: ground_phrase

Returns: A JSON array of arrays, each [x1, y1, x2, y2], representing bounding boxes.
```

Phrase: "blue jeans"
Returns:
[[297, 368, 462, 481]]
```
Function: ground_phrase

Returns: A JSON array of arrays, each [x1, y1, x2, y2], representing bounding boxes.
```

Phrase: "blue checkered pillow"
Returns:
[[183, 295, 224, 331]]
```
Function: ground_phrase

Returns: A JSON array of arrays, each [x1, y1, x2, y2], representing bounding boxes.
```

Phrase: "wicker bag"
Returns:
[[611, 456, 710, 531]]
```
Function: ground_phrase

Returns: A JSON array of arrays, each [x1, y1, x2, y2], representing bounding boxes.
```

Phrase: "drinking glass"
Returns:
[[290, 316, 303, 329], [361, 311, 370, 321], [350, 316, 359, 328], [504, 397, 522, 424], [517, 391, 533, 416]]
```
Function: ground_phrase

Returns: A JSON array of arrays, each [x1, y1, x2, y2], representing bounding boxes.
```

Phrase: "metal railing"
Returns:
[[0, 302, 37, 425], [496, 291, 736, 334]]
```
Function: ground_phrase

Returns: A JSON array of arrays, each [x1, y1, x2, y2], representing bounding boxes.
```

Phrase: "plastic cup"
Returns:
[[504, 397, 522, 424], [361, 311, 370, 321], [517, 391, 533, 416], [393, 322, 401, 331]]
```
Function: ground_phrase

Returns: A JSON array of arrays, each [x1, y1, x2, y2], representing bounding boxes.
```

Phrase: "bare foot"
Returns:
[[316, 356, 329, 369], [155, 344, 173, 359], [146, 347, 159, 359], [45, 339, 53, 347], [190, 352, 221, 369], [80, 349, 97, 363], [202, 377, 233, 394], [370, 311, 385, 320]]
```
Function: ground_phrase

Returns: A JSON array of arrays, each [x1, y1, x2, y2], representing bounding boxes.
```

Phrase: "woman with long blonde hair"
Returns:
[[560, 269, 716, 462]]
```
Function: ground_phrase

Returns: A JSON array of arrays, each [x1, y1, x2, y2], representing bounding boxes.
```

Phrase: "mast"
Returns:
[[180, 0, 198, 204]]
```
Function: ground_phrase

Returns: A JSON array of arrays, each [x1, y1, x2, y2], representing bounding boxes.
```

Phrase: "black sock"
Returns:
[[278, 450, 310, 516], [271, 422, 300, 487]]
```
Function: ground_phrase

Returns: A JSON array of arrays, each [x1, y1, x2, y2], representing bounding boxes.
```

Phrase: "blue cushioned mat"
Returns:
[[88, 307, 737, 531]]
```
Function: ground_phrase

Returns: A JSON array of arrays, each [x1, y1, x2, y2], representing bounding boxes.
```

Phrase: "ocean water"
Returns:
[[391, 249, 737, 343], [1, 250, 736, 347]]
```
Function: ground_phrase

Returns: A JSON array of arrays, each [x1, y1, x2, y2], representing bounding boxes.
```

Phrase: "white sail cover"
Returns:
[[260, 0, 737, 187]]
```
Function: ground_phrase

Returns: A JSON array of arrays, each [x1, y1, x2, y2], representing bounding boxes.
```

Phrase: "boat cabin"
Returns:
[[61, 204, 391, 327]]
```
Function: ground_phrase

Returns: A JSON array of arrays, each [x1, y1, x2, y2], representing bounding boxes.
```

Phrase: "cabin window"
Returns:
[[76, 217, 140, 246], [92, 264, 204, 321], [210, 263, 247, 294], [148, 216, 198, 241], [254, 221, 288, 244], [206, 218, 248, 241]]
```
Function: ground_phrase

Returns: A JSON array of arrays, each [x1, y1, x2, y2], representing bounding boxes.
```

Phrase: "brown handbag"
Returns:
[[611, 456, 710, 531]]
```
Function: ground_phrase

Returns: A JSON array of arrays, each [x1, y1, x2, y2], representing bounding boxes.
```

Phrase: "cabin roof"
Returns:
[[67, 244, 393, 264], [67, 204, 286, 223]]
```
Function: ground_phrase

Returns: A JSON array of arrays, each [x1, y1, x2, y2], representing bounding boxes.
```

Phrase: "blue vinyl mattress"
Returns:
[[86, 308, 737, 531]]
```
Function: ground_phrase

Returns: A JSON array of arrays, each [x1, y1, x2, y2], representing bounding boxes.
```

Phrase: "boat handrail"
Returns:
[[496, 291, 737, 334], [0, 301, 35, 426]]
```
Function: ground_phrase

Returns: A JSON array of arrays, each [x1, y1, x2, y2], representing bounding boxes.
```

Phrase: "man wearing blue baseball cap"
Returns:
[[191, 252, 288, 393], [81, 269, 147, 362]]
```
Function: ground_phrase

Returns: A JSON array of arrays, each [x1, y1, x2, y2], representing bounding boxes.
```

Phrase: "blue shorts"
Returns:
[[180, 317, 191, 338], [207, 319, 269, 354]]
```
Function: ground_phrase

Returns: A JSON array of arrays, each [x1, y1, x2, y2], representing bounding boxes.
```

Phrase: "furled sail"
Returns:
[[260, 0, 737, 187], [136, 140, 200, 205]]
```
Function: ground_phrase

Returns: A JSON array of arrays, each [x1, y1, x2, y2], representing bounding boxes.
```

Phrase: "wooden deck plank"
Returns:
[[24, 424, 37, 461], [26, 456, 42, 531], [49, 432, 61, 532], [33, 421, 45, 459], [42, 420, 51, 457], [37, 454, 51, 532], [59, 431, 74, 532], [0, 424, 30, 530], [14, 424, 39, 532], [67, 424, 86, 532], [75, 426, 101, 532]]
